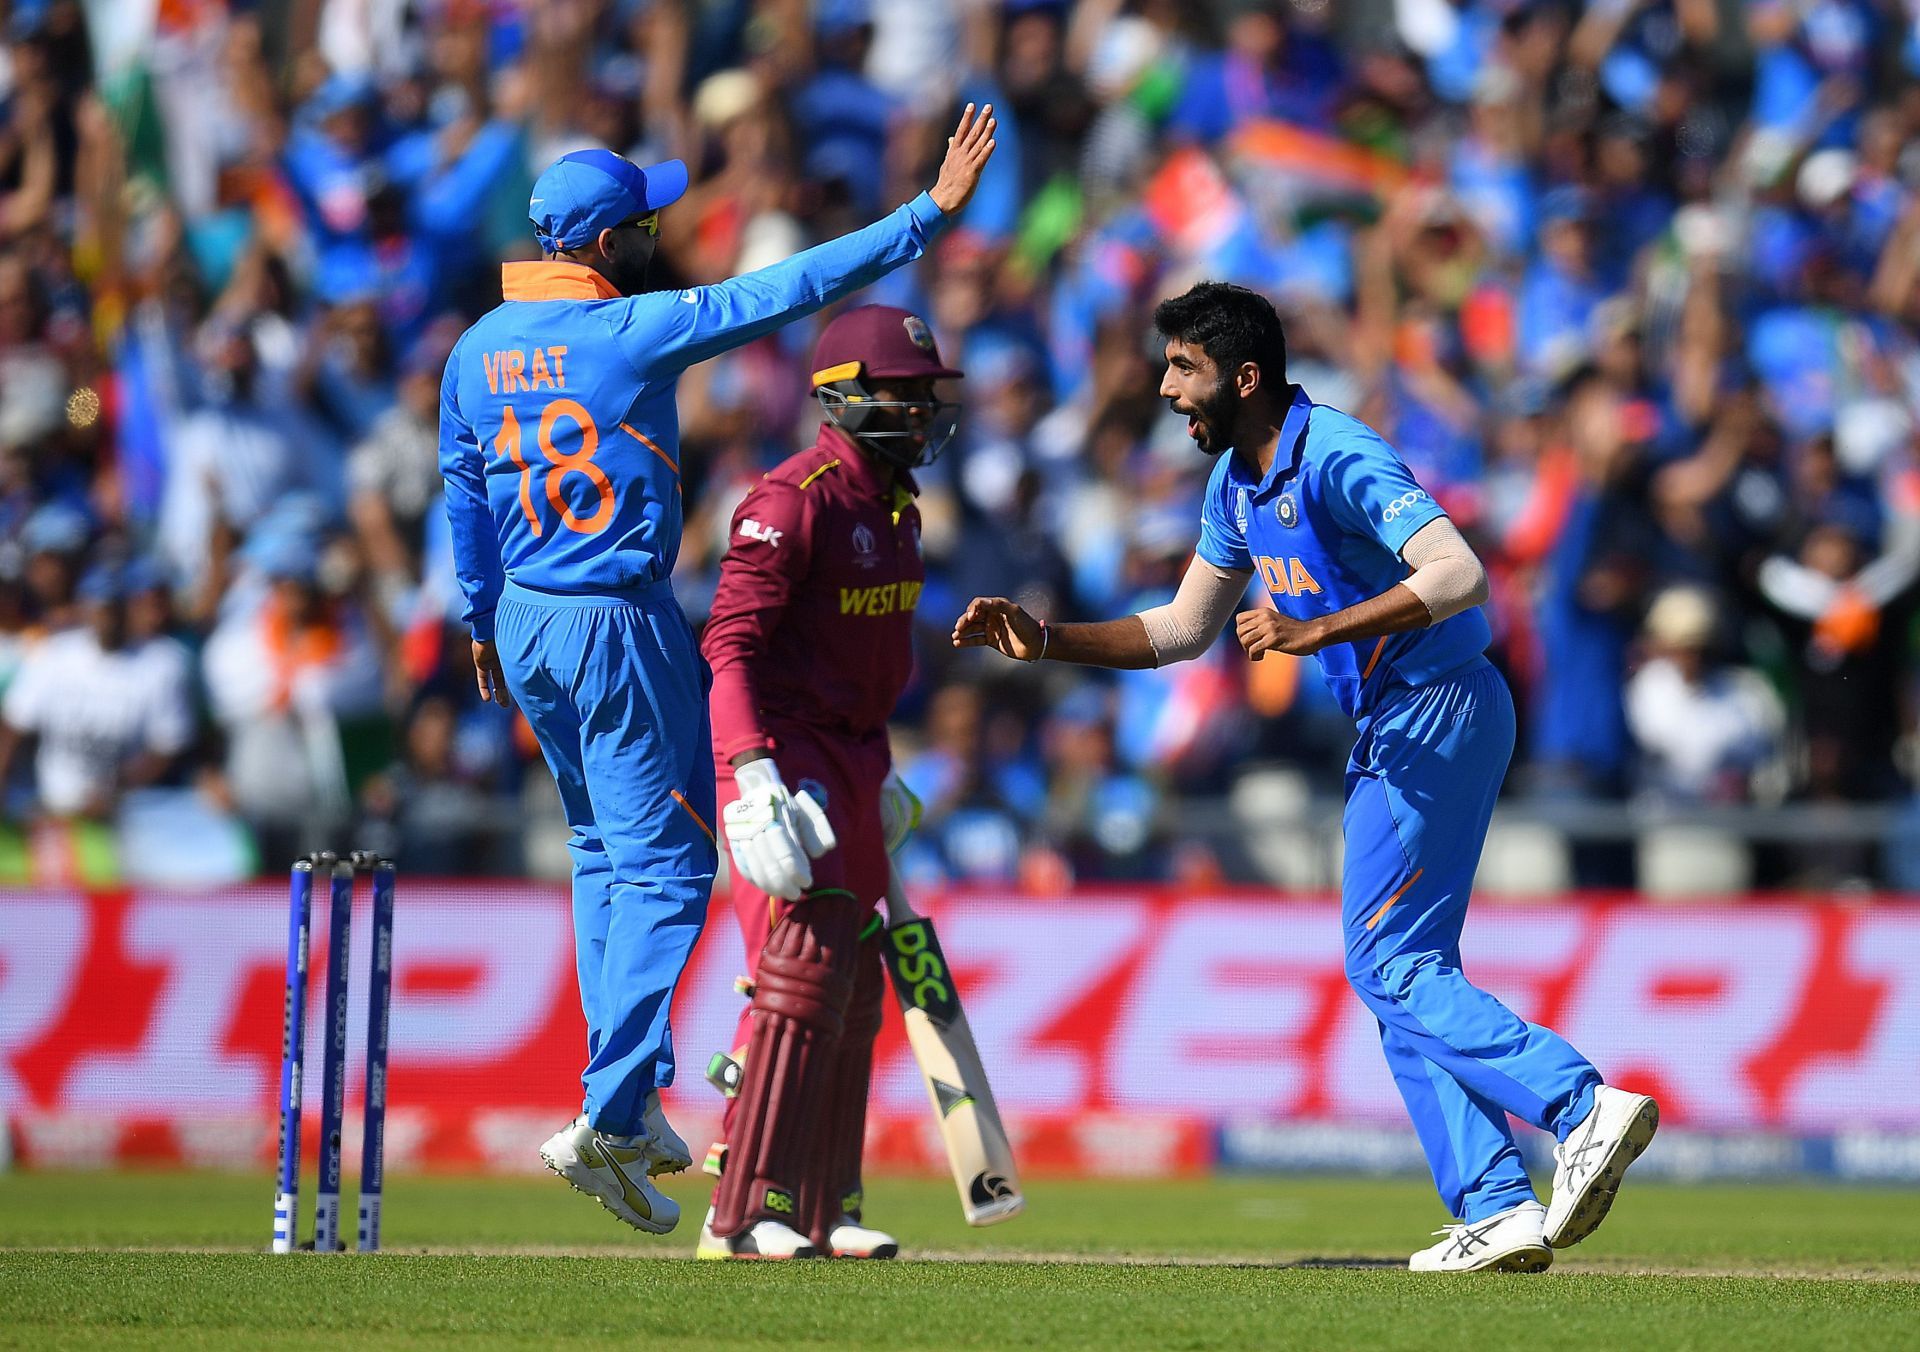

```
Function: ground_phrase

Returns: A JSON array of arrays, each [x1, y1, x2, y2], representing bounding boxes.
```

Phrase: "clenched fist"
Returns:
[[1235, 609, 1329, 661]]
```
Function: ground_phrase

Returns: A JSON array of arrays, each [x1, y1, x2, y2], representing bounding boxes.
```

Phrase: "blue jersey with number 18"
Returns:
[[438, 192, 948, 642], [1195, 386, 1491, 721]]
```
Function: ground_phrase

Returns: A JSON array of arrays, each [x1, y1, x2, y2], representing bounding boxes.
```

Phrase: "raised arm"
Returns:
[[631, 105, 996, 375]]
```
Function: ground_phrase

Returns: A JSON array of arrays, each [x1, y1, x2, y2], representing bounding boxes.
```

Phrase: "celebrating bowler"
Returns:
[[440, 107, 996, 1235], [954, 282, 1658, 1273]]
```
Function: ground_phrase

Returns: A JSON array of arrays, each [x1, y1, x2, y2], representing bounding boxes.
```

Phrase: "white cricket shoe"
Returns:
[[1544, 1085, 1660, 1249], [641, 1092, 692, 1175], [1409, 1201, 1552, 1273], [539, 1117, 681, 1234], [828, 1217, 899, 1260], [695, 1206, 818, 1260]]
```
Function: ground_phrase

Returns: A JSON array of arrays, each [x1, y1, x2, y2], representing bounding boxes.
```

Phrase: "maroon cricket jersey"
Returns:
[[704, 423, 924, 763]]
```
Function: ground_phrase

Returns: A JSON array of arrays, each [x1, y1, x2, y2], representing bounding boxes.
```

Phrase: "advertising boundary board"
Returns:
[[4, 885, 1918, 1180]]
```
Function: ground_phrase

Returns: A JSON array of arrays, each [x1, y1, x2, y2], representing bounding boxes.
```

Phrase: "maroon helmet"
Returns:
[[810, 306, 963, 469]]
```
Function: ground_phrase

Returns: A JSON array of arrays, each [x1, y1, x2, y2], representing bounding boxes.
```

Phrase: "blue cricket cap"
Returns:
[[80, 556, 173, 603], [20, 502, 90, 556], [1540, 185, 1593, 226], [529, 149, 688, 253], [121, 557, 169, 595], [77, 562, 130, 604], [814, 0, 871, 36], [244, 525, 322, 584], [305, 71, 377, 123]]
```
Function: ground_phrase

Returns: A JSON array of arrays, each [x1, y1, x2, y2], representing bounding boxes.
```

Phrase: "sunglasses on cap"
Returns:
[[619, 212, 660, 237]]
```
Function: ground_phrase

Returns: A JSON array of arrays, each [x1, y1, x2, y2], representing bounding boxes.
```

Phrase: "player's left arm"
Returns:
[[1237, 436, 1488, 660], [436, 352, 510, 704]]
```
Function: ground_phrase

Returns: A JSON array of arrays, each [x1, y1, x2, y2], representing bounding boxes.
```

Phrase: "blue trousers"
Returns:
[[1342, 660, 1600, 1221], [494, 580, 719, 1137]]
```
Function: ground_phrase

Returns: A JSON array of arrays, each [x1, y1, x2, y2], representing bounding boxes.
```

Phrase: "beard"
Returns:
[[605, 253, 654, 296], [1174, 376, 1240, 456], [603, 237, 658, 296]]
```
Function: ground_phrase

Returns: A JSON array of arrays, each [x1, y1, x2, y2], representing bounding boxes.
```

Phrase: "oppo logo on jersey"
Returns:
[[1254, 555, 1323, 597], [1380, 489, 1432, 523], [840, 579, 923, 617]]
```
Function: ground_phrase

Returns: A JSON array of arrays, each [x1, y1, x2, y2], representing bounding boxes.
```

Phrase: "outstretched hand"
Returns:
[[929, 103, 998, 216], [952, 596, 1041, 661]]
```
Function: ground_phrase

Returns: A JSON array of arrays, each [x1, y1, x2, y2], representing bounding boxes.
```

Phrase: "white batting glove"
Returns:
[[723, 758, 837, 901], [878, 769, 923, 855]]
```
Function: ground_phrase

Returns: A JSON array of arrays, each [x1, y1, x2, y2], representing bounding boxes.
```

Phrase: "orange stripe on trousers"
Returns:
[[1365, 867, 1424, 931], [670, 789, 714, 843]]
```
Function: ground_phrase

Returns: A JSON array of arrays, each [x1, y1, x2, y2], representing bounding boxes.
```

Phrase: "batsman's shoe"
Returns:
[[539, 1117, 681, 1234], [1544, 1086, 1660, 1249], [1409, 1201, 1552, 1273], [641, 1093, 692, 1175], [695, 1207, 818, 1260], [828, 1217, 899, 1260]]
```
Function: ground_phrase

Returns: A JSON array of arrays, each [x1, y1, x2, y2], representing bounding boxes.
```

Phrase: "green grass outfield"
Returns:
[[2, 1170, 1916, 1350]]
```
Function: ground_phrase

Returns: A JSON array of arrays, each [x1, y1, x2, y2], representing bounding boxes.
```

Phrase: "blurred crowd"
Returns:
[[2, 0, 1918, 889]]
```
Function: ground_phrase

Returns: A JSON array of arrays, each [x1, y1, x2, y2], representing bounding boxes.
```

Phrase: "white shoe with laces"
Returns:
[[1544, 1085, 1660, 1249], [1408, 1201, 1552, 1273]]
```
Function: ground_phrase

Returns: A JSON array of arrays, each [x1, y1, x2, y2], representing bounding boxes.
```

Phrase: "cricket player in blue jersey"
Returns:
[[441, 107, 997, 1235], [955, 282, 1659, 1272]]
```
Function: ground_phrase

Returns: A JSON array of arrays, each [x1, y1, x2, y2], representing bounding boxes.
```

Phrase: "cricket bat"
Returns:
[[882, 864, 1024, 1226]]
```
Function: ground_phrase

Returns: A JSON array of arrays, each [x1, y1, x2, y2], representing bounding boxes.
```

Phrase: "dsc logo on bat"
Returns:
[[887, 922, 951, 1009]]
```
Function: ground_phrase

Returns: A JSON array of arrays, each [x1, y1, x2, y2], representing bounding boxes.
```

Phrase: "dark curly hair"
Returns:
[[1152, 282, 1289, 394]]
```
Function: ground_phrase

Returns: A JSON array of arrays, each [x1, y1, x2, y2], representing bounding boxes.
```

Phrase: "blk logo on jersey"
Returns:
[[1254, 555, 1323, 597], [738, 518, 783, 548], [851, 523, 879, 568], [1276, 494, 1299, 528]]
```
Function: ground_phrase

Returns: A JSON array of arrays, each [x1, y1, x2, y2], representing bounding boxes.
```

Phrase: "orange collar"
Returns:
[[501, 261, 623, 301]]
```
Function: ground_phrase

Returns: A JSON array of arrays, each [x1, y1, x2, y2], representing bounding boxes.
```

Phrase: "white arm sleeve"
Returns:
[[1137, 558, 1252, 667], [1854, 507, 1920, 607], [1757, 555, 1838, 620], [1400, 516, 1490, 622]]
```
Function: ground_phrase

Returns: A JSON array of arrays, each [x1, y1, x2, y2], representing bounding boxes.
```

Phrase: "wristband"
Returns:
[[1034, 621, 1050, 663], [734, 757, 782, 796]]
